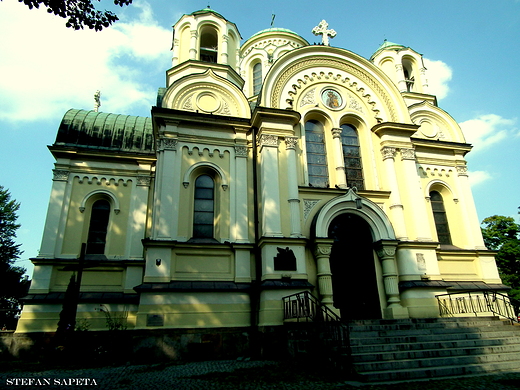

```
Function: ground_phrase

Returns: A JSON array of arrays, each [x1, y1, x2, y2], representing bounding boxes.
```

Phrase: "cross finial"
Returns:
[[94, 90, 101, 112], [312, 20, 336, 46]]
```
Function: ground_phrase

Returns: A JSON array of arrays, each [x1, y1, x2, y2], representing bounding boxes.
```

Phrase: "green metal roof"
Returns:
[[371, 39, 407, 59], [55, 109, 154, 154], [249, 27, 301, 39], [190, 8, 228, 21]]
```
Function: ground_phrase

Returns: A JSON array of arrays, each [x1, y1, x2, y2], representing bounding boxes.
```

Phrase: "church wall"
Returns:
[[135, 292, 250, 329]]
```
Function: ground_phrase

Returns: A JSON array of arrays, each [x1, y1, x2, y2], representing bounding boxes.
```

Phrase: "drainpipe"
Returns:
[[249, 125, 262, 358]]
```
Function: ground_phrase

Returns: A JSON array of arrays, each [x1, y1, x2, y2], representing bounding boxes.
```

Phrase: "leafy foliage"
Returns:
[[0, 186, 30, 329], [482, 215, 520, 300], [15, 0, 133, 31]]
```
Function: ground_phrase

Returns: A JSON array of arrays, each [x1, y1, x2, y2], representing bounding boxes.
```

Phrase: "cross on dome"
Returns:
[[312, 20, 336, 46]]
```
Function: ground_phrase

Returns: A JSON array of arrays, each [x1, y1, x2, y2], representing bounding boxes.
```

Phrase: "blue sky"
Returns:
[[1, 0, 519, 277]]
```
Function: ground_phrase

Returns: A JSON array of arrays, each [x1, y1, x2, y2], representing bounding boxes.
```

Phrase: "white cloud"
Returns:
[[0, 0, 171, 122], [459, 114, 516, 152], [468, 170, 492, 187], [423, 58, 452, 100]]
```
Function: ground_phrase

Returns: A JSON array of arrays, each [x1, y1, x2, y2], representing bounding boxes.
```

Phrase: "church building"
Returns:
[[19, 8, 505, 353]]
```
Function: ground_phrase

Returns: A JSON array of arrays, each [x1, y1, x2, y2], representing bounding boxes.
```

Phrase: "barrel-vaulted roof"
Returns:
[[55, 109, 154, 154]]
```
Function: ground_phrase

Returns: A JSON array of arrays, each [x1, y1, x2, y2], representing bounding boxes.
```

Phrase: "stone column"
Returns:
[[395, 63, 407, 93], [153, 137, 178, 239], [314, 240, 334, 308], [400, 148, 432, 241], [171, 38, 180, 67], [381, 146, 407, 240], [375, 240, 408, 319], [220, 34, 229, 65], [285, 136, 303, 237], [420, 67, 428, 93], [331, 128, 347, 189], [189, 30, 198, 60], [39, 169, 70, 257], [258, 134, 282, 237], [234, 145, 249, 242]]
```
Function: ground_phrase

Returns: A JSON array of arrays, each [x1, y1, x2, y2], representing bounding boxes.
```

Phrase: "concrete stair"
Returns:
[[349, 316, 520, 382]]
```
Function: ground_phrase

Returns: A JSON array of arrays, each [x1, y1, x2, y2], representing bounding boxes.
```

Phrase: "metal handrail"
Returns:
[[283, 291, 341, 323], [436, 290, 520, 323]]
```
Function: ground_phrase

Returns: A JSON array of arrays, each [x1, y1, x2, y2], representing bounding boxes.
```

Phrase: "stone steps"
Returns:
[[348, 317, 520, 383]]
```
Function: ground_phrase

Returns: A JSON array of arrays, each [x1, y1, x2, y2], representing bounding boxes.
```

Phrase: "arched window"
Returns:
[[252, 62, 262, 95], [200, 27, 218, 63], [305, 120, 328, 187], [193, 175, 215, 238], [340, 124, 364, 190], [86, 199, 110, 254], [430, 191, 452, 245], [403, 60, 414, 92]]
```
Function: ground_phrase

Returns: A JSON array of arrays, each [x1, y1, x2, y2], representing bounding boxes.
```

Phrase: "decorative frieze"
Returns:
[[456, 165, 468, 176], [303, 199, 320, 220], [300, 88, 316, 107], [381, 146, 397, 160], [136, 175, 151, 187], [52, 169, 69, 181], [234, 145, 248, 158], [158, 138, 178, 151], [258, 134, 279, 148], [284, 136, 298, 150], [400, 148, 416, 161], [331, 128, 342, 139]]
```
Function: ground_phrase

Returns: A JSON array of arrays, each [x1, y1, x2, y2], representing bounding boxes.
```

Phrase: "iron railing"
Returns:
[[283, 291, 351, 369], [283, 291, 341, 322], [436, 290, 520, 323]]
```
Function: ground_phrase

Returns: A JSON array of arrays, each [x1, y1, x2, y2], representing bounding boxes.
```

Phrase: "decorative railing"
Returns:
[[283, 291, 351, 369], [436, 291, 520, 323], [283, 291, 341, 323]]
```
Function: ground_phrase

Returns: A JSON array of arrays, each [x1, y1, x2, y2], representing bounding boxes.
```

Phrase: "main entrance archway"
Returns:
[[328, 213, 381, 320]]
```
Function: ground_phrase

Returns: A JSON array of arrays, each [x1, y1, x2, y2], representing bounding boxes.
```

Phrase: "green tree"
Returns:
[[0, 186, 30, 329], [481, 215, 520, 300], [9, 0, 132, 31]]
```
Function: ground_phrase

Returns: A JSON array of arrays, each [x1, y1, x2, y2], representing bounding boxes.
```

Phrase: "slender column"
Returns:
[[171, 38, 180, 67], [39, 169, 70, 257], [220, 34, 229, 65], [189, 30, 198, 60], [234, 145, 249, 242], [314, 241, 334, 308], [395, 63, 407, 93], [331, 128, 347, 189], [400, 148, 432, 241], [381, 147, 407, 239], [258, 134, 282, 237], [154, 137, 178, 239], [285, 136, 302, 237], [420, 67, 428, 92]]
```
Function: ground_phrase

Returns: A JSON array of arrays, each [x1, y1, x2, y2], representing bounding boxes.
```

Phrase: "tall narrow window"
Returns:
[[86, 199, 110, 254], [305, 120, 328, 187], [341, 124, 364, 190], [430, 191, 452, 245], [403, 64, 414, 92], [193, 175, 215, 238], [200, 29, 218, 63], [253, 62, 262, 95]]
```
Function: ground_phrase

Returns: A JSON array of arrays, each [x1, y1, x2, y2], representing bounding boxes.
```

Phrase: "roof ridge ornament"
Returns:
[[94, 90, 101, 112], [312, 19, 336, 46]]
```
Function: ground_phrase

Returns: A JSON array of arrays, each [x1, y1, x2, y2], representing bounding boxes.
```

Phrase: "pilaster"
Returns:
[[285, 136, 303, 237], [331, 128, 347, 189]]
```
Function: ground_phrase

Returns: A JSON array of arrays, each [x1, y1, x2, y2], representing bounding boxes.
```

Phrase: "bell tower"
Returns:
[[371, 40, 431, 105], [171, 9, 241, 71]]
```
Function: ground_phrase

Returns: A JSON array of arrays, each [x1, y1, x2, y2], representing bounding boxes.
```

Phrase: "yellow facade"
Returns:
[[20, 9, 504, 339]]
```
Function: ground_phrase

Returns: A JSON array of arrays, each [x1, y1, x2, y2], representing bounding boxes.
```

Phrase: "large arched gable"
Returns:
[[162, 69, 251, 119], [260, 46, 412, 124], [409, 101, 467, 143], [313, 189, 396, 241]]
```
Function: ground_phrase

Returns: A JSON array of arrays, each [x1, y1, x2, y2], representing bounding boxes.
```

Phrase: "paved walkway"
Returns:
[[1, 360, 520, 389]]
